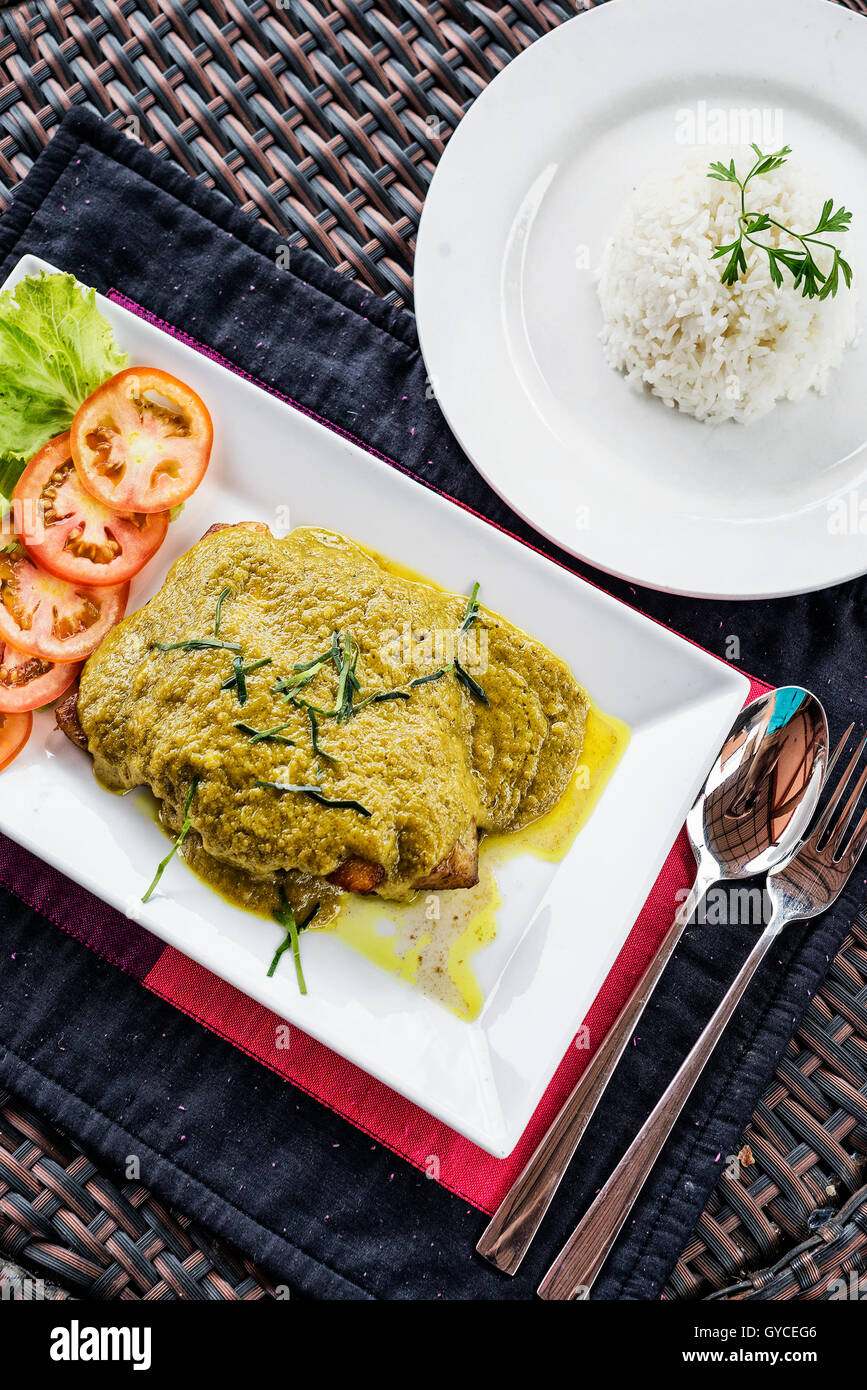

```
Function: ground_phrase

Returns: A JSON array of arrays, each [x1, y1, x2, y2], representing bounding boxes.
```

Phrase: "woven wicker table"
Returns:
[[1, 0, 866, 1301]]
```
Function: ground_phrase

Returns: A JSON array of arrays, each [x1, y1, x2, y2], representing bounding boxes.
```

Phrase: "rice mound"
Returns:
[[596, 151, 858, 423]]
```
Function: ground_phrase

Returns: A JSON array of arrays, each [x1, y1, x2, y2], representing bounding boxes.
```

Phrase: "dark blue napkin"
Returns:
[[0, 108, 863, 1300]]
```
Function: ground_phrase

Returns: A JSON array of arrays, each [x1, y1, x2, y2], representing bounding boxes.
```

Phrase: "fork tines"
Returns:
[[813, 726, 867, 861]]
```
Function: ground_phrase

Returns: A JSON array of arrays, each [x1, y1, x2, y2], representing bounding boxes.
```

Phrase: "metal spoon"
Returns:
[[477, 687, 829, 1276], [538, 720, 864, 1299]]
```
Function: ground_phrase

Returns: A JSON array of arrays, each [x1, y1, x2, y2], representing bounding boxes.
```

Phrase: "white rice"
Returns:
[[596, 151, 858, 423]]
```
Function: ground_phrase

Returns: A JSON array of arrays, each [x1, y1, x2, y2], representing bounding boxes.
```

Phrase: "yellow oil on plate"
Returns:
[[329, 703, 629, 1019]]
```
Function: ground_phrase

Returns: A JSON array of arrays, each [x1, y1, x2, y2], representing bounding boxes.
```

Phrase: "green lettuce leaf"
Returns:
[[0, 449, 26, 526], [0, 271, 128, 461], [0, 449, 25, 498]]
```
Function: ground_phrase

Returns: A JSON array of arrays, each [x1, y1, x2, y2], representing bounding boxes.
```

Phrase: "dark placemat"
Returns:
[[0, 107, 864, 1300]]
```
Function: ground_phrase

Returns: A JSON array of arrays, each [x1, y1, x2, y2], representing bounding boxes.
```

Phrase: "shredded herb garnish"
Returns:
[[333, 630, 357, 723], [290, 695, 340, 718], [235, 721, 295, 746], [253, 581, 487, 749], [460, 581, 481, 633], [142, 779, 198, 903], [409, 666, 451, 689], [453, 657, 489, 704], [267, 890, 319, 993], [293, 649, 333, 672], [213, 585, 232, 637], [343, 669, 448, 712], [354, 690, 411, 708], [231, 655, 249, 705], [272, 666, 324, 697], [278, 631, 362, 720], [708, 145, 854, 299], [254, 780, 371, 817], [222, 657, 272, 691], [306, 705, 338, 763], [153, 638, 242, 653]]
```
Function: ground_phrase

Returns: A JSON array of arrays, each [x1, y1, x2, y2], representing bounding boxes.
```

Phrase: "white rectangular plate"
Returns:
[[0, 255, 749, 1156]]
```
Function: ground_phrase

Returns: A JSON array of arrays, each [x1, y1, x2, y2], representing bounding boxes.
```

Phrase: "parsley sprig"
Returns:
[[708, 145, 853, 300]]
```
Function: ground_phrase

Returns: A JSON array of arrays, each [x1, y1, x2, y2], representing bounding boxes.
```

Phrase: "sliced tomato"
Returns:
[[0, 547, 128, 662], [13, 432, 168, 587], [0, 707, 32, 771], [0, 637, 81, 713], [71, 367, 213, 514]]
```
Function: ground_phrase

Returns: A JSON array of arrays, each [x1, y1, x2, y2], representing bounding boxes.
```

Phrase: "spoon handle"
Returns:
[[476, 864, 717, 1275], [537, 920, 780, 1300]]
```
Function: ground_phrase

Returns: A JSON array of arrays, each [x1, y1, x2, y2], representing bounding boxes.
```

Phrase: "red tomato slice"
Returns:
[[71, 367, 213, 514], [0, 637, 81, 713], [13, 432, 168, 587], [0, 707, 32, 771], [0, 546, 128, 662]]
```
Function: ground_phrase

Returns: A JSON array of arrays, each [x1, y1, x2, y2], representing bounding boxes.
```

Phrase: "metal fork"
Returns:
[[537, 724, 867, 1300]]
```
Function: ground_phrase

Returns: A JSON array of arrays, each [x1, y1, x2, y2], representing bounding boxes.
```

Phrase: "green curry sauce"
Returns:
[[79, 525, 604, 1015]]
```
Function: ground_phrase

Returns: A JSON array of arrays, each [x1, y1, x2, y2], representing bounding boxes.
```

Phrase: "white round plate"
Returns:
[[415, 0, 867, 598]]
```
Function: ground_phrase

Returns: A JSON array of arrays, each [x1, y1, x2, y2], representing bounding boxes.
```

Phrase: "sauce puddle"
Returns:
[[328, 702, 629, 1019]]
